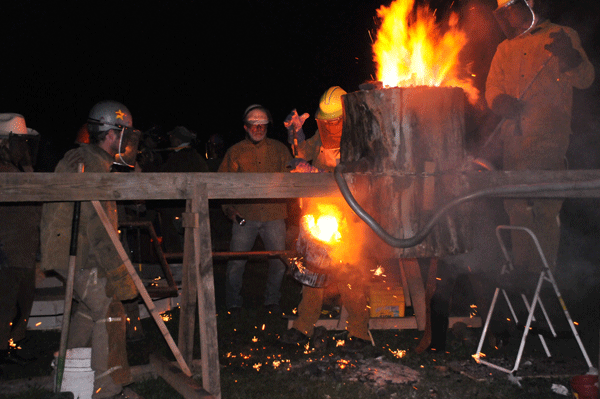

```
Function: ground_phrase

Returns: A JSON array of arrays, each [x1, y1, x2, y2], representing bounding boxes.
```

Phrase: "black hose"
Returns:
[[334, 163, 600, 248]]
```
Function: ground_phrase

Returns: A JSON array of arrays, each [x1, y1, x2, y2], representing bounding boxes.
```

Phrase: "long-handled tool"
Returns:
[[55, 164, 84, 392], [482, 54, 553, 149]]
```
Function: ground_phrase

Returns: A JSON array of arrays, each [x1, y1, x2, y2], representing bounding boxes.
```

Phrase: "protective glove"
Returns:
[[287, 158, 322, 173], [491, 93, 524, 119], [105, 264, 138, 301], [545, 29, 583, 73], [284, 109, 309, 145]]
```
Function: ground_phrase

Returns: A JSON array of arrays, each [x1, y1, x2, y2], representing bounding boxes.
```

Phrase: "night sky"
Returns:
[[3, 0, 600, 169]]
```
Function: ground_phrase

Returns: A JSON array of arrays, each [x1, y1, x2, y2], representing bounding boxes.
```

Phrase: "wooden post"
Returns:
[[179, 199, 199, 367], [180, 184, 221, 398], [401, 258, 426, 330]]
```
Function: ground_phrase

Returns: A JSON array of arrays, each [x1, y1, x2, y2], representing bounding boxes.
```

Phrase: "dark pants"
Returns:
[[0, 267, 35, 350]]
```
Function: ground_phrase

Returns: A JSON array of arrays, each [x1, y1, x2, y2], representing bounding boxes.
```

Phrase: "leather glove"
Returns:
[[287, 158, 322, 173], [284, 109, 309, 145], [545, 29, 583, 72], [491, 93, 524, 119], [105, 264, 138, 301]]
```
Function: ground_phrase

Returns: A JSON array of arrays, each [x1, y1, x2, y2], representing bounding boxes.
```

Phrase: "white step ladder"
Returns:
[[472, 225, 595, 377]]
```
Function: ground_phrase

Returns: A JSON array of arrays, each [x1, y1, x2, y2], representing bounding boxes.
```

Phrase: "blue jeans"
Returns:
[[226, 219, 287, 309]]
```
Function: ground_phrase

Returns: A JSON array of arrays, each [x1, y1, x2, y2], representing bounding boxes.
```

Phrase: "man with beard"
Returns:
[[40, 100, 140, 398], [218, 105, 292, 316]]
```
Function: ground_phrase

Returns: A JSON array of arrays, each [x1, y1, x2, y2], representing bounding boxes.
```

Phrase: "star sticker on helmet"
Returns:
[[115, 109, 126, 120]]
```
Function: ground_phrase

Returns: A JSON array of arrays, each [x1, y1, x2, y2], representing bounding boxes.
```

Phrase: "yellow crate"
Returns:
[[368, 285, 405, 318]]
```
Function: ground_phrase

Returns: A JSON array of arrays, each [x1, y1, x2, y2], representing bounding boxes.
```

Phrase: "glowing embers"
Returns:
[[372, 0, 478, 103]]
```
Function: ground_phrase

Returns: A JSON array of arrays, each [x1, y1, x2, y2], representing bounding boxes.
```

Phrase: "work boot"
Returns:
[[279, 328, 309, 346], [341, 336, 372, 353], [312, 326, 328, 350]]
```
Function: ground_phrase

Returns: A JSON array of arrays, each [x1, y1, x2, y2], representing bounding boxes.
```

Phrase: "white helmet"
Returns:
[[87, 100, 140, 167], [87, 100, 133, 135]]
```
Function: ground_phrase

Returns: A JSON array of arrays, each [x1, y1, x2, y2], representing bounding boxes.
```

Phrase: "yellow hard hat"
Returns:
[[497, 0, 516, 8], [316, 86, 347, 120]]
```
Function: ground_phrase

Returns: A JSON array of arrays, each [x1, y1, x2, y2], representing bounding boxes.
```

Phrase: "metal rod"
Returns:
[[520, 293, 552, 358], [55, 163, 84, 392]]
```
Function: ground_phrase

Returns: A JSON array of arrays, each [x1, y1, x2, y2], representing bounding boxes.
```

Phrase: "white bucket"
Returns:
[[54, 347, 95, 399]]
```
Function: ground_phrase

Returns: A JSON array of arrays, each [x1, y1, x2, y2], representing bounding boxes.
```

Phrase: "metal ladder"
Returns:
[[472, 225, 595, 377]]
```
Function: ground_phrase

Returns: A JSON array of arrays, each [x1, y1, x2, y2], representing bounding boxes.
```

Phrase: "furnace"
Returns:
[[339, 86, 473, 259]]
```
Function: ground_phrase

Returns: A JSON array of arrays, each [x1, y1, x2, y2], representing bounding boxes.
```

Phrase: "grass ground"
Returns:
[[1, 259, 597, 398]]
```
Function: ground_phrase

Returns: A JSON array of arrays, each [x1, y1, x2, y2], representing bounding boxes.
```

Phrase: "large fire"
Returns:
[[372, 0, 478, 103]]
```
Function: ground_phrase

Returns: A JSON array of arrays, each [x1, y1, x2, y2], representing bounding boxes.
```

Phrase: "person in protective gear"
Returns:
[[87, 100, 141, 168], [218, 105, 293, 315], [285, 86, 346, 174], [485, 0, 594, 274], [280, 87, 372, 352], [40, 100, 139, 398], [0, 114, 41, 364], [158, 126, 209, 253], [0, 113, 40, 172]]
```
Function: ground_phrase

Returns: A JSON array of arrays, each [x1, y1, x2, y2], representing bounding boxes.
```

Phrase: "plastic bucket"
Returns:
[[55, 347, 95, 399], [570, 375, 598, 399]]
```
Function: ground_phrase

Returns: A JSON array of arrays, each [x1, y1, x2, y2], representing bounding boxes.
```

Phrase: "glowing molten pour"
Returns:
[[372, 0, 478, 103], [303, 213, 341, 244]]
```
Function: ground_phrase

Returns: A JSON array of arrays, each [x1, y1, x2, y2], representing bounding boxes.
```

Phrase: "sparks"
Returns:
[[389, 348, 407, 358]]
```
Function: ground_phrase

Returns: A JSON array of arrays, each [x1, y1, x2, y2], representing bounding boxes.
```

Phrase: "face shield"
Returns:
[[494, 0, 535, 40], [316, 117, 343, 149], [114, 127, 141, 168], [2, 132, 40, 171]]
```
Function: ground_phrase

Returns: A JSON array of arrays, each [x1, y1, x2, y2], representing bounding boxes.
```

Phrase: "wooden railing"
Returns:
[[3, 169, 600, 398]]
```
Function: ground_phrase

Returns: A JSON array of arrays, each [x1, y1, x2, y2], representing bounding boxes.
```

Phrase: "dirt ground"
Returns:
[[1, 256, 598, 398]]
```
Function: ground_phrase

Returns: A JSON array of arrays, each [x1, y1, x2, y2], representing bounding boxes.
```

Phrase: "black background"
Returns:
[[4, 0, 599, 166]]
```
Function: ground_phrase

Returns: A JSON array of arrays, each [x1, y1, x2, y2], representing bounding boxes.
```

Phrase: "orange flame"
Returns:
[[372, 0, 478, 103], [302, 203, 343, 244]]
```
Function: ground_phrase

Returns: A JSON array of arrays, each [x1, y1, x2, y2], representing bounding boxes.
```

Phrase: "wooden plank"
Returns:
[[399, 260, 412, 307], [150, 353, 214, 399], [0, 172, 338, 202], [416, 258, 438, 353], [179, 201, 198, 368], [193, 185, 221, 399], [90, 201, 192, 377], [3, 170, 600, 203], [401, 259, 427, 331], [3, 169, 600, 203]]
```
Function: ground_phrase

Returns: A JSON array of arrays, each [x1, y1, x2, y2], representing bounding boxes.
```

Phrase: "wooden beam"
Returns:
[[464, 170, 600, 198], [3, 169, 600, 203], [0, 172, 339, 202], [150, 353, 215, 399]]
